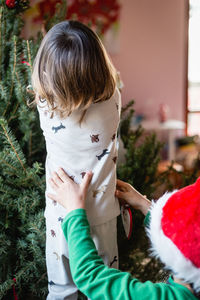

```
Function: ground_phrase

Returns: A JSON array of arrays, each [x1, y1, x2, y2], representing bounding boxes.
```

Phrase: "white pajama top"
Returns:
[[38, 88, 121, 226]]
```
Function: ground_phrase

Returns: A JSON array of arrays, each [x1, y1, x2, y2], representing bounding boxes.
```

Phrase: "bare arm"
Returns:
[[116, 179, 151, 216]]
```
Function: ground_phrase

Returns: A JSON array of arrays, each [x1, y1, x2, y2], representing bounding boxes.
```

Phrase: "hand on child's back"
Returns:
[[48, 168, 93, 213]]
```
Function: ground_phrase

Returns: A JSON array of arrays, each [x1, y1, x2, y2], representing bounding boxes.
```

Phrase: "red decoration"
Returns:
[[34, 0, 121, 34], [12, 278, 18, 300], [5, 0, 16, 8], [121, 205, 133, 240], [67, 0, 121, 33], [22, 60, 31, 67], [34, 0, 57, 23]]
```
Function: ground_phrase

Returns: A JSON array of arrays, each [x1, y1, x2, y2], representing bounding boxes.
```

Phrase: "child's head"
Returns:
[[148, 178, 200, 293], [32, 20, 117, 117]]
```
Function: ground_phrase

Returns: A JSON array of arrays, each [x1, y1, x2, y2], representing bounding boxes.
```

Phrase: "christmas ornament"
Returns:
[[5, 0, 16, 8], [121, 205, 133, 240], [22, 60, 31, 67]]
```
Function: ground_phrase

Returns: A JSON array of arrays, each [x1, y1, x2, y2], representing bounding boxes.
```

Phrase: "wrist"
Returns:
[[139, 198, 151, 216], [66, 203, 85, 214]]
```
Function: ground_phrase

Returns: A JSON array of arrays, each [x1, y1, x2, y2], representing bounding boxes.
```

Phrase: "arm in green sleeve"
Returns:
[[62, 209, 196, 300], [144, 210, 151, 227]]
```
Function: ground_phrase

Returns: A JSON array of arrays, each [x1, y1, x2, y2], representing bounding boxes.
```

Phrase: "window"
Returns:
[[187, 0, 200, 136]]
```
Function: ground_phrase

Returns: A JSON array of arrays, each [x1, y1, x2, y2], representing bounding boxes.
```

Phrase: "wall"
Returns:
[[110, 0, 188, 122]]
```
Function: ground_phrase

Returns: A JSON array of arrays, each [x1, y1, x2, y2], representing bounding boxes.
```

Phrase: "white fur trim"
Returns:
[[147, 191, 200, 292]]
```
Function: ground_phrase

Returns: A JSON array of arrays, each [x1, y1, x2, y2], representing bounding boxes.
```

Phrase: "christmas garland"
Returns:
[[34, 0, 121, 33]]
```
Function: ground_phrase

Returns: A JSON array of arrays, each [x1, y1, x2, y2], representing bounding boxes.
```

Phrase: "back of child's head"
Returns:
[[32, 20, 117, 117]]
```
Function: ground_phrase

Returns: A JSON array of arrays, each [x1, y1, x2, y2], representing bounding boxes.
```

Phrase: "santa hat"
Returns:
[[148, 177, 200, 292]]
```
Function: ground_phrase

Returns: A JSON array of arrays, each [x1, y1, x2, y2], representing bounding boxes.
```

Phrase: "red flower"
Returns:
[[6, 0, 16, 8]]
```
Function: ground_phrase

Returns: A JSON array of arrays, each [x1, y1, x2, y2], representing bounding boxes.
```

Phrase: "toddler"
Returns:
[[32, 20, 121, 300]]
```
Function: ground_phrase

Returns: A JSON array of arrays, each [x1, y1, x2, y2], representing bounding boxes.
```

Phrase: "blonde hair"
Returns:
[[32, 20, 117, 118]]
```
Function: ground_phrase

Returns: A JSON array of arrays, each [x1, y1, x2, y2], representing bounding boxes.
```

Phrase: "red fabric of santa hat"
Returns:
[[148, 177, 200, 292]]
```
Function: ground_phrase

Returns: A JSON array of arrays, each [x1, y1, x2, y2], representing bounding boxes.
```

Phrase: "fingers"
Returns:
[[52, 171, 64, 185], [117, 179, 131, 188], [49, 177, 59, 190], [116, 179, 127, 186], [115, 189, 126, 199], [80, 171, 93, 193], [117, 179, 132, 192], [47, 193, 57, 201], [57, 168, 71, 183], [50, 169, 71, 188]]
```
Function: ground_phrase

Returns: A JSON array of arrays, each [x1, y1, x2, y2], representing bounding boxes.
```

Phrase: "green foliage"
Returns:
[[0, 4, 45, 164], [118, 101, 163, 198], [119, 100, 135, 148], [117, 101, 200, 283], [118, 129, 162, 197], [0, 1, 47, 298], [117, 101, 168, 283], [45, 0, 67, 31], [0, 119, 47, 299]]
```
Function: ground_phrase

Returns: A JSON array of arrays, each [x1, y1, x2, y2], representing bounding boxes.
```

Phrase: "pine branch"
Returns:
[[0, 118, 26, 171], [0, 81, 7, 100], [14, 71, 26, 105], [0, 6, 2, 81], [26, 40, 32, 72], [8, 102, 20, 123], [0, 278, 13, 299], [3, 36, 17, 116], [0, 158, 18, 172]]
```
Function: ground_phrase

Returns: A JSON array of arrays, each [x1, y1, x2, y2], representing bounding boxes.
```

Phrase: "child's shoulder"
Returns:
[[92, 87, 121, 109], [37, 88, 121, 125]]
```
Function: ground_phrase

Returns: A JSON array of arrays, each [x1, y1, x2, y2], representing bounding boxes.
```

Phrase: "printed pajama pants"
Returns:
[[46, 216, 118, 300]]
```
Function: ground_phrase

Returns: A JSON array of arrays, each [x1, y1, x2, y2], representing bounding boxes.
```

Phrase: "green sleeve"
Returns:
[[144, 210, 151, 227], [62, 209, 196, 300]]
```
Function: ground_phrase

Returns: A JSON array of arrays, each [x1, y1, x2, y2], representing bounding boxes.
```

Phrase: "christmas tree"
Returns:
[[118, 100, 163, 198], [117, 102, 168, 282]]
